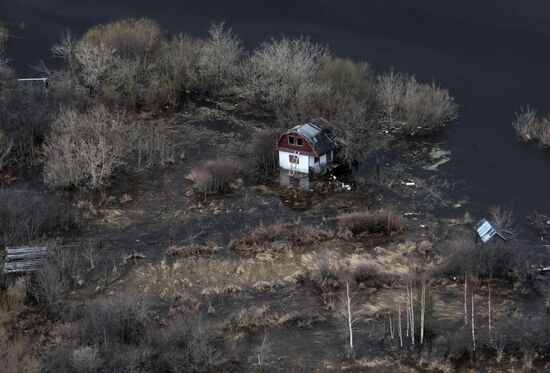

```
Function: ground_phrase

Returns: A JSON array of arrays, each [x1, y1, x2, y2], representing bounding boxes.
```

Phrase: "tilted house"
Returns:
[[276, 119, 337, 175]]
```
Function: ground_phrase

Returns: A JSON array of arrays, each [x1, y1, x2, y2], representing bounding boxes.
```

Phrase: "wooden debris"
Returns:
[[3, 246, 48, 273]]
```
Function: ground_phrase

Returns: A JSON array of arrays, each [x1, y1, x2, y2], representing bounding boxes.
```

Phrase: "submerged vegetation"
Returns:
[[0, 16, 548, 373], [513, 106, 550, 147]]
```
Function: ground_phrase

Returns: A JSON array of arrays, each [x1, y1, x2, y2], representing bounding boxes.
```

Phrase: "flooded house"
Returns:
[[276, 119, 337, 176]]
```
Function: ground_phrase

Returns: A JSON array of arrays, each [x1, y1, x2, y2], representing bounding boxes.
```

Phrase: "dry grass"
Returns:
[[226, 305, 321, 332], [0, 279, 41, 372], [187, 159, 244, 196], [166, 243, 222, 258], [130, 254, 301, 300], [336, 209, 406, 238], [229, 223, 331, 254]]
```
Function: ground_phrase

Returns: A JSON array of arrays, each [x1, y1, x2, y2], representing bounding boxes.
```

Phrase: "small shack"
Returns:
[[3, 246, 48, 274], [276, 119, 337, 176]]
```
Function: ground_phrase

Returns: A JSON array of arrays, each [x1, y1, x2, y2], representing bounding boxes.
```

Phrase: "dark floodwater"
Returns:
[[2, 0, 550, 222]]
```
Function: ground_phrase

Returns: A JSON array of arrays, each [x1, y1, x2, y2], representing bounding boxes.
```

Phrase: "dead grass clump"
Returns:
[[351, 262, 395, 288], [227, 305, 275, 331], [337, 209, 406, 238], [187, 159, 244, 197], [229, 223, 331, 254], [513, 107, 550, 147], [166, 243, 221, 258], [277, 311, 323, 328]]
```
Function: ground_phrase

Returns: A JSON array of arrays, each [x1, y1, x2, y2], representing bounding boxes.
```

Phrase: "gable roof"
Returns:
[[283, 121, 335, 156]]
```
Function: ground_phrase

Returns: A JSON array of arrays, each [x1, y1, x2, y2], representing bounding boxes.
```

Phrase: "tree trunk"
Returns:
[[488, 279, 492, 338], [420, 283, 426, 345], [410, 283, 415, 346], [398, 304, 403, 348], [471, 292, 476, 352], [464, 273, 468, 326], [389, 313, 394, 339], [346, 281, 354, 357], [406, 288, 410, 338]]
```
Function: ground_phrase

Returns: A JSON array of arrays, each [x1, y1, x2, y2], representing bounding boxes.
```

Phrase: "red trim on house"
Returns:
[[276, 133, 319, 157]]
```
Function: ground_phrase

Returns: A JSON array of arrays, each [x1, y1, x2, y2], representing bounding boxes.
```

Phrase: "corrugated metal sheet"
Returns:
[[475, 218, 505, 244], [284, 121, 335, 156]]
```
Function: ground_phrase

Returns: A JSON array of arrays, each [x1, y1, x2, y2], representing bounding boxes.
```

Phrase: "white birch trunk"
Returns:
[[410, 283, 415, 346], [420, 283, 426, 345], [464, 273, 468, 326], [471, 292, 476, 352], [398, 304, 403, 348], [346, 281, 354, 356]]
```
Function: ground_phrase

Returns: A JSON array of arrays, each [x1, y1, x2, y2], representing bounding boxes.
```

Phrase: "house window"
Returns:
[[288, 136, 303, 147], [289, 154, 299, 164], [314, 156, 320, 164]]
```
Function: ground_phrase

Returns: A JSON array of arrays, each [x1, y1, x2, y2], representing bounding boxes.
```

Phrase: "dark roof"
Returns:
[[284, 120, 336, 156]]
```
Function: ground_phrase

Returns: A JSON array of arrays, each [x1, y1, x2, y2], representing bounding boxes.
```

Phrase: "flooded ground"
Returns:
[[2, 0, 550, 221], [2, 1, 550, 371]]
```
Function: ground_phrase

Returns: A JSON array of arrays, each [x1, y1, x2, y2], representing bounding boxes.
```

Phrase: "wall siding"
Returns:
[[278, 151, 310, 173]]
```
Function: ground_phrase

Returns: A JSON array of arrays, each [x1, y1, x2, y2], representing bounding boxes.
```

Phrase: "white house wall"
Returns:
[[278, 151, 310, 173]]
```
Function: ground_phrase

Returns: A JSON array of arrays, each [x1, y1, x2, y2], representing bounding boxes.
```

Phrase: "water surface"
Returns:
[[2, 0, 550, 223]]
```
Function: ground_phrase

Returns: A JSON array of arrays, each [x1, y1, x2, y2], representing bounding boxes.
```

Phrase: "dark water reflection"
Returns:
[[2, 0, 550, 222]]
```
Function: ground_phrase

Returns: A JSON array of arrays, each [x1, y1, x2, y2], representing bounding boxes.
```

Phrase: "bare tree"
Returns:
[[243, 37, 328, 107], [377, 70, 408, 126], [199, 22, 243, 92], [255, 329, 272, 366], [420, 282, 426, 345], [43, 105, 128, 190], [464, 272, 468, 326], [398, 303, 403, 348], [74, 42, 116, 92], [489, 205, 515, 235], [338, 279, 360, 358]]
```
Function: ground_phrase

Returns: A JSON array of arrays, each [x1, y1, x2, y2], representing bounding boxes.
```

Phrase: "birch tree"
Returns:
[[338, 279, 361, 358]]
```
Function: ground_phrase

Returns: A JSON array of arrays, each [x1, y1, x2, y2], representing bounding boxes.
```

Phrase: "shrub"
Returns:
[[248, 129, 280, 174], [29, 247, 79, 318], [351, 262, 394, 287], [227, 305, 274, 331], [163, 315, 222, 373], [336, 209, 406, 237], [44, 105, 173, 190], [81, 18, 162, 60], [78, 296, 149, 346], [228, 223, 331, 254], [187, 159, 243, 197], [436, 239, 537, 286], [243, 37, 328, 108], [198, 22, 243, 93], [317, 57, 375, 100], [0, 189, 75, 246], [377, 71, 458, 135], [148, 34, 203, 107], [513, 106, 550, 147], [71, 346, 103, 373], [43, 106, 128, 189], [0, 80, 56, 166]]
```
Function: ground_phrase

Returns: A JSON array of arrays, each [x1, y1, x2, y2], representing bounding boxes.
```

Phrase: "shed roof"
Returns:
[[284, 121, 335, 156]]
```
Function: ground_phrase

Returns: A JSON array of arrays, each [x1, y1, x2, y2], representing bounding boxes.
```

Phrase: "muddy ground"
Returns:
[[3, 104, 550, 372]]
